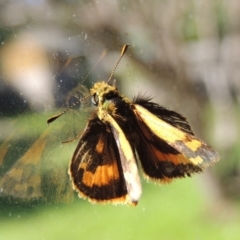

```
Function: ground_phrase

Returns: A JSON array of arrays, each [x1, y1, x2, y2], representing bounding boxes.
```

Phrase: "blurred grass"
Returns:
[[1, 175, 240, 240]]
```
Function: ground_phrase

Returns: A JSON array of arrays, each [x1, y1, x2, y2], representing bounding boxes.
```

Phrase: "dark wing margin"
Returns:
[[69, 115, 129, 204]]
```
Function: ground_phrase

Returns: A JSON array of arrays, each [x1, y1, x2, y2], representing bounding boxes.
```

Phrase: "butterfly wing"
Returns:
[[106, 114, 142, 205], [132, 100, 219, 182], [133, 96, 194, 135], [69, 115, 130, 204], [0, 107, 91, 203]]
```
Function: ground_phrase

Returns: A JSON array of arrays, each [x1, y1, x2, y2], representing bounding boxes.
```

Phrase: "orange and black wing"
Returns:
[[69, 115, 128, 204], [132, 98, 219, 183]]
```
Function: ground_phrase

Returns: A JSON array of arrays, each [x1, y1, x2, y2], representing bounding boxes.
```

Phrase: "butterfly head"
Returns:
[[90, 81, 121, 120]]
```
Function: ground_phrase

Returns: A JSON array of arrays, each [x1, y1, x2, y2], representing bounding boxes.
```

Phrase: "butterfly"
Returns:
[[48, 45, 219, 206], [0, 45, 219, 206]]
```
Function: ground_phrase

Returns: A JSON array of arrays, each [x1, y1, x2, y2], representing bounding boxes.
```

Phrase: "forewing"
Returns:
[[107, 114, 142, 205], [132, 103, 219, 182], [69, 115, 129, 204]]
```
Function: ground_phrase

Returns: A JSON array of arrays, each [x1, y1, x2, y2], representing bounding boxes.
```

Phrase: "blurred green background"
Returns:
[[0, 0, 239, 239]]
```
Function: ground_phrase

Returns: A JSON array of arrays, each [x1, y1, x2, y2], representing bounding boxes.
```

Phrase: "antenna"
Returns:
[[107, 44, 130, 84], [48, 45, 129, 124], [47, 92, 91, 124]]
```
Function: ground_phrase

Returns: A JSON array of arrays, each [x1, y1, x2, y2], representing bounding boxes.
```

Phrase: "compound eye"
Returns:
[[91, 93, 99, 106]]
